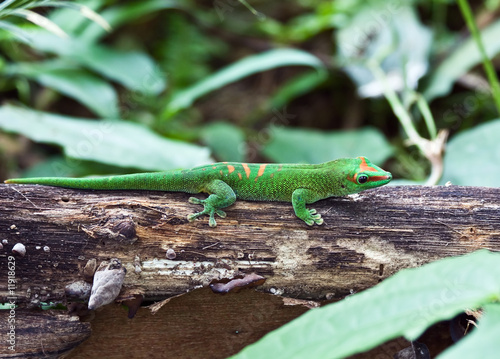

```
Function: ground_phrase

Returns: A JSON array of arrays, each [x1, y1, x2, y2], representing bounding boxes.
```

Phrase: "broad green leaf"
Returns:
[[261, 126, 393, 165], [232, 250, 500, 359], [424, 20, 500, 101], [78, 45, 166, 96], [438, 303, 500, 359], [0, 105, 211, 171], [163, 48, 327, 118], [200, 122, 246, 162], [23, 29, 166, 95], [336, 5, 432, 98], [440, 119, 500, 187], [6, 61, 119, 118]]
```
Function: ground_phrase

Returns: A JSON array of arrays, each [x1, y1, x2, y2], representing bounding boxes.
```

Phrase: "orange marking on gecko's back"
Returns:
[[254, 164, 267, 182], [242, 163, 251, 179], [219, 170, 223, 176], [358, 157, 377, 172], [257, 164, 267, 177], [237, 173, 242, 180], [227, 165, 235, 174]]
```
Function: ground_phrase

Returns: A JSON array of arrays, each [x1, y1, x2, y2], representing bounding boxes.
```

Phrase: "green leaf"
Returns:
[[261, 126, 393, 165], [0, 105, 212, 171], [424, 19, 500, 101], [440, 119, 500, 187], [438, 303, 500, 359], [163, 48, 327, 118], [200, 122, 246, 162], [78, 45, 166, 96], [6, 61, 119, 118], [22, 30, 166, 95], [232, 250, 500, 359]]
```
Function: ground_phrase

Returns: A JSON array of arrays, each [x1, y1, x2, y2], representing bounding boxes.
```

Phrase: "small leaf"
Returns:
[[0, 105, 212, 171], [231, 250, 500, 359], [163, 48, 326, 118], [440, 119, 500, 187], [261, 126, 393, 165]]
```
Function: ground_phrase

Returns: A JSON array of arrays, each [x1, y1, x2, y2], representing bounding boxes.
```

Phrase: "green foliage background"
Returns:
[[1, 0, 499, 186]]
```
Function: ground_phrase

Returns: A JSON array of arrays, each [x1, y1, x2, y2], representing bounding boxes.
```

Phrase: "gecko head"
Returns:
[[342, 156, 392, 193]]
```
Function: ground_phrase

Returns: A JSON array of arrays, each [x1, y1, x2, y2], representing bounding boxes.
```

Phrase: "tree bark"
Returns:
[[0, 184, 499, 357]]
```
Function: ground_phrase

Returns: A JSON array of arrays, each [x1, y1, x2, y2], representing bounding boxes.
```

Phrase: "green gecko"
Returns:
[[4, 157, 392, 227]]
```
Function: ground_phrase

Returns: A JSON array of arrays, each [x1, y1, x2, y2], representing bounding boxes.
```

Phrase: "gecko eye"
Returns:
[[357, 174, 368, 184]]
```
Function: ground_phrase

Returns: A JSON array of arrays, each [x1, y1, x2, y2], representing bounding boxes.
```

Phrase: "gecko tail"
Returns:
[[4, 171, 192, 192]]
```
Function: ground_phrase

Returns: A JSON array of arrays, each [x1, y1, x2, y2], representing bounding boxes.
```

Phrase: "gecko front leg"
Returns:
[[291, 188, 324, 226], [187, 179, 236, 227]]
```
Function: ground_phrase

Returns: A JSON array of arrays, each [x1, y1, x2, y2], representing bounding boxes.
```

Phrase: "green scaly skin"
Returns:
[[4, 157, 392, 227]]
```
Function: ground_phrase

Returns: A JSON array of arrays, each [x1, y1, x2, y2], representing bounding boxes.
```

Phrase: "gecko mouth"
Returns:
[[370, 174, 392, 182]]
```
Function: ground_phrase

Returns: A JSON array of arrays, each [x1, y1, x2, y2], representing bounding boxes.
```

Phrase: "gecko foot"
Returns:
[[303, 209, 324, 226], [188, 197, 227, 227]]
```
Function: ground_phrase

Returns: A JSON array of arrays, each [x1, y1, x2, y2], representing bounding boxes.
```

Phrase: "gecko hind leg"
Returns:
[[187, 180, 236, 227]]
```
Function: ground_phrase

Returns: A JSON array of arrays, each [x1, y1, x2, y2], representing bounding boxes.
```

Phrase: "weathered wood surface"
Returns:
[[0, 184, 499, 357]]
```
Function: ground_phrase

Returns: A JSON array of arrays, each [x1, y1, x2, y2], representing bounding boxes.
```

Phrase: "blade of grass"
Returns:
[[9, 8, 68, 38], [40, 1, 112, 32], [0, 20, 31, 42]]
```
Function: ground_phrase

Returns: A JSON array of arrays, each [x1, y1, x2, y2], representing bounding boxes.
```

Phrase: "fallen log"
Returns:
[[0, 184, 498, 357]]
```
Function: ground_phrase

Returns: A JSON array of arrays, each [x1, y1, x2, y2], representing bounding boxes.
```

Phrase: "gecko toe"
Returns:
[[208, 214, 217, 227], [189, 197, 203, 205], [215, 209, 227, 218]]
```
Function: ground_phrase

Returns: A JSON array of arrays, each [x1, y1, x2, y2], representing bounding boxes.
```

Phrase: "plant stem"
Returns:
[[458, 0, 500, 115], [367, 60, 427, 153], [416, 95, 437, 140]]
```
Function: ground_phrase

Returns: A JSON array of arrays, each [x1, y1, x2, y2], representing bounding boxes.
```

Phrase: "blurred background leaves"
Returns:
[[0, 0, 499, 186]]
